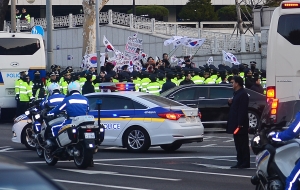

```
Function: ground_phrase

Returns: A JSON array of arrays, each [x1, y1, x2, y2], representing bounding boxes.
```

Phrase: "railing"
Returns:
[[3, 10, 260, 55]]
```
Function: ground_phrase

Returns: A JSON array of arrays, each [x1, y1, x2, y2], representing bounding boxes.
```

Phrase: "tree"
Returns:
[[128, 5, 169, 21], [217, 5, 251, 21], [0, 0, 9, 31], [82, 0, 109, 57], [264, 0, 283, 7], [178, 0, 218, 22]]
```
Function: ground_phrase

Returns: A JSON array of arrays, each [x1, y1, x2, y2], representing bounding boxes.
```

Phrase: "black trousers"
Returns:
[[18, 101, 29, 116], [233, 134, 250, 166]]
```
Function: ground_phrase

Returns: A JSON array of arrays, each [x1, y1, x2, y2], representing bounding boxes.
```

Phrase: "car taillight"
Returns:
[[86, 129, 92, 132], [270, 99, 278, 122], [198, 112, 202, 119], [158, 112, 183, 120], [282, 2, 300, 8], [266, 86, 275, 102]]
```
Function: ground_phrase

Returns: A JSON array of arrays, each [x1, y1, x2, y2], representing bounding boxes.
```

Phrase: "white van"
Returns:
[[0, 32, 46, 120]]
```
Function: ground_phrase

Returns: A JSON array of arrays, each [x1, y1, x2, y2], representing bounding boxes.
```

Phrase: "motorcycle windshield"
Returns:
[[259, 96, 298, 131]]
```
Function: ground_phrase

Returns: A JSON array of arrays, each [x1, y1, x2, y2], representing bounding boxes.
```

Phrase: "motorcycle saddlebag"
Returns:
[[56, 125, 75, 147]]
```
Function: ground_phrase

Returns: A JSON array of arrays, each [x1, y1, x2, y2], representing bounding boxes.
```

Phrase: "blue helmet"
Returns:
[[68, 81, 81, 93]]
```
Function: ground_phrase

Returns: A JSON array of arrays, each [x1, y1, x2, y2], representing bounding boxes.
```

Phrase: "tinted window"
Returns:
[[173, 88, 196, 101], [197, 87, 208, 99], [139, 95, 183, 107], [87, 97, 102, 110], [0, 38, 41, 55], [133, 101, 148, 109], [209, 87, 233, 99], [277, 14, 300, 45], [101, 96, 134, 110]]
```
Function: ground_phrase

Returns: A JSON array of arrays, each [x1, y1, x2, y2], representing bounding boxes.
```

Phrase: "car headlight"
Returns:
[[25, 111, 30, 116], [34, 114, 40, 120]]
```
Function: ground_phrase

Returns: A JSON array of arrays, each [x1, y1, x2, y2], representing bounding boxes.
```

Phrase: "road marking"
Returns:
[[0, 146, 10, 148], [0, 148, 13, 152], [224, 139, 234, 143], [200, 144, 216, 147], [104, 147, 119, 149], [193, 163, 255, 170], [94, 163, 252, 178], [53, 179, 151, 190], [205, 136, 232, 139], [26, 155, 256, 164], [59, 168, 181, 181], [200, 157, 256, 164]]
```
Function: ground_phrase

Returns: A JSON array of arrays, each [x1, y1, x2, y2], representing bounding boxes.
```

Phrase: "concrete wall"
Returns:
[[44, 25, 180, 70], [43, 25, 263, 70]]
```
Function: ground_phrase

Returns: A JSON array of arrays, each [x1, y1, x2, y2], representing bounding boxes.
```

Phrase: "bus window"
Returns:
[[277, 14, 300, 45], [0, 38, 41, 55]]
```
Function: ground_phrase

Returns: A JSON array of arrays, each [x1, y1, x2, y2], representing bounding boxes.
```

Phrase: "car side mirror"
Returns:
[[248, 127, 256, 135]]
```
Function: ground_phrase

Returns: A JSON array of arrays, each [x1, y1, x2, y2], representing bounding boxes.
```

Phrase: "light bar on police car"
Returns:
[[115, 82, 135, 91]]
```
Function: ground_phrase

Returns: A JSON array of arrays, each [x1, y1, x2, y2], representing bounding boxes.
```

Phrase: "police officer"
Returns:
[[19, 75, 34, 115], [140, 72, 151, 92], [268, 111, 300, 190], [61, 72, 72, 95], [32, 71, 45, 99], [192, 68, 204, 84], [41, 83, 65, 110], [46, 72, 57, 87], [20, 8, 30, 23], [47, 81, 89, 138], [146, 75, 161, 95], [15, 71, 27, 116], [82, 73, 95, 95]]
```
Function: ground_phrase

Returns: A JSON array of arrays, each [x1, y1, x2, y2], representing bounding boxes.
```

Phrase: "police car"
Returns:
[[12, 83, 204, 152]]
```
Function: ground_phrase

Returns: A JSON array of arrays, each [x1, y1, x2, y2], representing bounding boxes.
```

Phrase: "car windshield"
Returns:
[[139, 95, 183, 107]]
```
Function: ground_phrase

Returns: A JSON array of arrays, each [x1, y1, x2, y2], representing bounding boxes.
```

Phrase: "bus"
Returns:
[[0, 32, 46, 121], [264, 1, 300, 125]]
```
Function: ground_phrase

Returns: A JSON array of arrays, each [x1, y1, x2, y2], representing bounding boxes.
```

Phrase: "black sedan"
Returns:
[[161, 84, 266, 129]]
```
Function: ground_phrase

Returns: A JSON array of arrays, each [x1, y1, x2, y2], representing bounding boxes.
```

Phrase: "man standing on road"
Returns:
[[227, 76, 250, 169]]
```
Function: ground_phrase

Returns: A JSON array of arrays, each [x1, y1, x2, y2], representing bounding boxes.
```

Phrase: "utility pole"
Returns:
[[133, 0, 136, 15], [96, 0, 101, 74], [11, 0, 16, 32], [46, 0, 53, 71]]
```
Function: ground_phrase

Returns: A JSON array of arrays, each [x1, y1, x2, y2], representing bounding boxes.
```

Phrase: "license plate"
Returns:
[[84, 132, 95, 139], [6, 88, 15, 96], [186, 116, 196, 123]]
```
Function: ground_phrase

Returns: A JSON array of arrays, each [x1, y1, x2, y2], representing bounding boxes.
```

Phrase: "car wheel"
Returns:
[[124, 126, 150, 153], [22, 125, 36, 150], [160, 143, 182, 152], [248, 111, 259, 128]]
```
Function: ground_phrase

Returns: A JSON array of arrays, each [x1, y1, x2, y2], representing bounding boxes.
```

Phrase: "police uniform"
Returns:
[[32, 71, 45, 100], [19, 75, 34, 115], [15, 71, 26, 116], [47, 82, 89, 137], [146, 75, 161, 95]]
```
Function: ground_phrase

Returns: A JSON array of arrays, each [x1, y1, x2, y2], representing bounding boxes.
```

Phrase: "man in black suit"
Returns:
[[227, 76, 250, 169]]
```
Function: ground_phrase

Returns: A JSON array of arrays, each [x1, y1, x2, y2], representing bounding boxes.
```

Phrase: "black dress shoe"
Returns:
[[238, 165, 250, 169], [230, 165, 240, 169]]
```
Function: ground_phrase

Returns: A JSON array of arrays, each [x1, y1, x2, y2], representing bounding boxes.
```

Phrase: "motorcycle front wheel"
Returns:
[[74, 142, 93, 169], [44, 149, 58, 166]]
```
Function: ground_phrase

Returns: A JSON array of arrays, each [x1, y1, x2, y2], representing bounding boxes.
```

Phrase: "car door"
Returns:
[[194, 86, 209, 122], [169, 87, 199, 108], [87, 95, 134, 142], [206, 86, 234, 124]]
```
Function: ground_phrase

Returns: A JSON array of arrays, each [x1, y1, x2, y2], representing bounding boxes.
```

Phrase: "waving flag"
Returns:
[[222, 50, 232, 63], [170, 55, 178, 63], [103, 36, 115, 52], [207, 57, 214, 65], [227, 53, 240, 65], [183, 38, 206, 48]]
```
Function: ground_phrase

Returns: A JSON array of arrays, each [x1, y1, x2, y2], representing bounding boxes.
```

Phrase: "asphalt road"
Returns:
[[0, 123, 256, 190]]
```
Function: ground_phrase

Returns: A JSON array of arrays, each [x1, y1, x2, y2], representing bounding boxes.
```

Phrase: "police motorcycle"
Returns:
[[35, 99, 105, 169], [250, 98, 300, 190]]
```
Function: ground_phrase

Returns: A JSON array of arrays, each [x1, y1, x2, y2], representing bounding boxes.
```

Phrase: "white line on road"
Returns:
[[200, 157, 256, 164], [0, 146, 10, 149], [224, 139, 234, 143], [26, 155, 256, 164], [94, 163, 252, 178], [205, 136, 233, 139], [193, 163, 256, 170], [0, 148, 13, 152], [53, 179, 151, 190], [59, 168, 181, 181], [200, 144, 217, 147], [104, 147, 119, 149]]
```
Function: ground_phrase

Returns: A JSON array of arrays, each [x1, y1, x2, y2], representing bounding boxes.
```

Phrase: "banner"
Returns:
[[124, 33, 143, 60]]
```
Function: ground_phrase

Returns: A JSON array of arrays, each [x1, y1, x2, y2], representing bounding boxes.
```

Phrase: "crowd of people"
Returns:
[[14, 53, 266, 118]]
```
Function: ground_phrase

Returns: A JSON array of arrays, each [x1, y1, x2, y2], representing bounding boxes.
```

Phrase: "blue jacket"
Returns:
[[272, 112, 300, 141], [48, 92, 89, 117], [40, 93, 65, 109]]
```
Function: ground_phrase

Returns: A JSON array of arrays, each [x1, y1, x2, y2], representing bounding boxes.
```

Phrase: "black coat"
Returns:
[[227, 88, 249, 134], [161, 80, 176, 93], [245, 77, 254, 89], [179, 79, 194, 86], [82, 81, 95, 95], [250, 84, 264, 94]]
